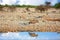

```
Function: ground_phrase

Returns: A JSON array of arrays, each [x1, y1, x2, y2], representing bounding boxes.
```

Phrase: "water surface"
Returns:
[[0, 32, 59, 40]]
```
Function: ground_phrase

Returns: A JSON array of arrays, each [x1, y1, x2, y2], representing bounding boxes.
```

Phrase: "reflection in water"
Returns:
[[0, 32, 59, 40], [28, 32, 38, 37], [28, 32, 38, 40]]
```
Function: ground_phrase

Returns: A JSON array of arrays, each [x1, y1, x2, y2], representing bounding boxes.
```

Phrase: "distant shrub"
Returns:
[[53, 2, 60, 9], [4, 4, 9, 7], [18, 5, 37, 8], [15, 5, 21, 7], [0, 4, 37, 8]]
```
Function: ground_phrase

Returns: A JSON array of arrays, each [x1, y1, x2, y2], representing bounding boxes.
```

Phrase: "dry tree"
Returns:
[[45, 1, 51, 8]]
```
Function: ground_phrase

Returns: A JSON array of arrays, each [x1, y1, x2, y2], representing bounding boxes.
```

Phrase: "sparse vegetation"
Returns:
[[0, 4, 37, 8], [8, 5, 16, 12], [0, 4, 37, 12], [35, 2, 51, 12], [0, 2, 60, 32], [0, 4, 4, 11], [53, 2, 60, 9], [36, 5, 48, 12], [25, 7, 30, 11]]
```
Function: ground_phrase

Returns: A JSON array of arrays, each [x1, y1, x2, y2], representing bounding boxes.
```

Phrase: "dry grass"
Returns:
[[0, 25, 58, 32], [0, 7, 60, 32]]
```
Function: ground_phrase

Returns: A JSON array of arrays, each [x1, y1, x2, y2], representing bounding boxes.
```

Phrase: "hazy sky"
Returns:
[[0, 0, 58, 5], [0, 32, 59, 40]]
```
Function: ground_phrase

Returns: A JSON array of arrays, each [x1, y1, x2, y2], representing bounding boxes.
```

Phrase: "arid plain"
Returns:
[[0, 7, 60, 32]]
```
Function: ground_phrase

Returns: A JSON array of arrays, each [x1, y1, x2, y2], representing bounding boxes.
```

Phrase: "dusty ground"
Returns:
[[0, 7, 60, 32]]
